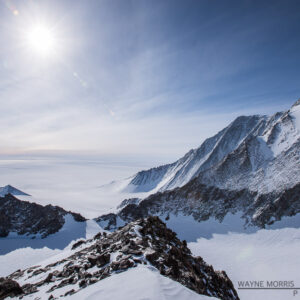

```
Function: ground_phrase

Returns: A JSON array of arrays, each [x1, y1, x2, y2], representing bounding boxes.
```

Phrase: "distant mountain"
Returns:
[[4, 217, 239, 300], [0, 185, 30, 197], [0, 194, 85, 238], [0, 194, 88, 255], [96, 100, 300, 239]]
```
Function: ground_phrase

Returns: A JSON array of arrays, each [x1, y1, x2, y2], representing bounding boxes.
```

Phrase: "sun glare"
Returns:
[[26, 25, 57, 57]]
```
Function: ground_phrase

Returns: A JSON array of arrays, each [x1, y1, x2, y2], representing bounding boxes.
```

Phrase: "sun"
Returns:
[[25, 25, 57, 57]]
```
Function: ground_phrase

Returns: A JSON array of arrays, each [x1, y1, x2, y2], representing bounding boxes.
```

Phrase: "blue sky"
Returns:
[[0, 0, 300, 164]]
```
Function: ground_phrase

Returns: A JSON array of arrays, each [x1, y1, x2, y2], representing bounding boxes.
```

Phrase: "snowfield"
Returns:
[[0, 247, 61, 278], [189, 227, 300, 300], [69, 265, 217, 300]]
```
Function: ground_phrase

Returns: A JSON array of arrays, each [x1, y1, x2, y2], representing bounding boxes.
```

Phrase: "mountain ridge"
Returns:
[[3, 217, 239, 300], [109, 100, 300, 197]]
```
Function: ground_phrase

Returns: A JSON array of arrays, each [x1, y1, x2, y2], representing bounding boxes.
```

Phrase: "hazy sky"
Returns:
[[0, 0, 300, 163]]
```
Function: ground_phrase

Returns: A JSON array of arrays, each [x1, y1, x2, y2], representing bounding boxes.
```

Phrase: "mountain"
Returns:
[[0, 194, 89, 255], [122, 114, 268, 193], [119, 100, 300, 195], [0, 185, 30, 197], [96, 100, 300, 239], [1, 217, 239, 300], [0, 194, 85, 238]]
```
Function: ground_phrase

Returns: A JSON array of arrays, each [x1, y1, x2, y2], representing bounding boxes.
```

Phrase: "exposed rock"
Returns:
[[117, 198, 140, 209], [6, 217, 239, 300], [0, 278, 23, 299], [71, 240, 86, 250], [97, 181, 300, 231], [0, 194, 86, 238], [95, 213, 117, 230]]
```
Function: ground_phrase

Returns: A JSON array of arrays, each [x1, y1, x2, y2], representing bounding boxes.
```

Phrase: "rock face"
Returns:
[[0, 194, 86, 238], [0, 278, 23, 300], [6, 217, 239, 300], [96, 181, 300, 231]]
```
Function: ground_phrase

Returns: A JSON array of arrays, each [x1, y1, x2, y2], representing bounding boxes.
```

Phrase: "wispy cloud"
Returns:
[[0, 0, 299, 162]]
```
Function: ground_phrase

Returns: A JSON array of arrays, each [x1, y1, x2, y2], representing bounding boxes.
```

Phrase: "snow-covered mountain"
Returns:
[[96, 100, 300, 238], [118, 100, 300, 196], [121, 114, 268, 193], [0, 185, 30, 197], [1, 217, 239, 300]]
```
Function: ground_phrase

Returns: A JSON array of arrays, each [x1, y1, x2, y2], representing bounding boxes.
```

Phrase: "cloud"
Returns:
[[0, 0, 299, 162]]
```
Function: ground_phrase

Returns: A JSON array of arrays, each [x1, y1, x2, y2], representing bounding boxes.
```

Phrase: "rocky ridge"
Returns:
[[96, 181, 300, 232], [3, 217, 239, 300], [0, 194, 86, 238]]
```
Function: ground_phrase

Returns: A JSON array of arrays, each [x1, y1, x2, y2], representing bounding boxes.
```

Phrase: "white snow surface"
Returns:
[[68, 265, 217, 300], [189, 227, 300, 300], [0, 247, 61, 277]]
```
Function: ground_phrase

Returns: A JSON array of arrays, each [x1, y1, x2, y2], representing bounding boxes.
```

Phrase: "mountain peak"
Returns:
[[292, 98, 300, 108], [0, 185, 30, 197]]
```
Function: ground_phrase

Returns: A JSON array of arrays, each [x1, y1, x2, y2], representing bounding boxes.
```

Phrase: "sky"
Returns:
[[0, 0, 300, 164]]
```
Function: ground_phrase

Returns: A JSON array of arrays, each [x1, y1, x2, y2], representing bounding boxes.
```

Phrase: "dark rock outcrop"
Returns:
[[96, 180, 300, 231], [0, 278, 23, 300], [0, 194, 86, 238]]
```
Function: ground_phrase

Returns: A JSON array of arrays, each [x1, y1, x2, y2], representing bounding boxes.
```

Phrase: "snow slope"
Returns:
[[70, 265, 218, 300], [0, 247, 61, 277], [189, 227, 300, 300]]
